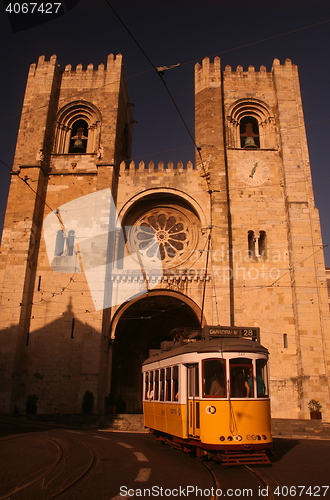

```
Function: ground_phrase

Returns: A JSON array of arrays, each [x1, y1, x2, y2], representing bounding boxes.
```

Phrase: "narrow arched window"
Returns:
[[258, 231, 267, 259], [240, 116, 260, 149], [248, 231, 255, 259]]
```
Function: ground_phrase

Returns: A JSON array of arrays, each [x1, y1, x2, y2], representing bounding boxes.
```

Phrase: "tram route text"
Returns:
[[118, 485, 330, 497]]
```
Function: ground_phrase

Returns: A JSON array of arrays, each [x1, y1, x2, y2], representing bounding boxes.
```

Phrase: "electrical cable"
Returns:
[[0, 158, 68, 233], [103, 0, 211, 191]]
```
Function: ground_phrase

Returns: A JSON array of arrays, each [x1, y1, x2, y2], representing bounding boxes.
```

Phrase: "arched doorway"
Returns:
[[110, 292, 201, 413]]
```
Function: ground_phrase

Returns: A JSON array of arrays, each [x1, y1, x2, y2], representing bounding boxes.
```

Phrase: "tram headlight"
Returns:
[[205, 405, 216, 414], [233, 435, 242, 441], [219, 436, 226, 442]]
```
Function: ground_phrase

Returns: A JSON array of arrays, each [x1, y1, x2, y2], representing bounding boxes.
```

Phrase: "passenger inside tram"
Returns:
[[209, 372, 226, 397], [230, 359, 268, 398], [232, 370, 250, 397], [203, 359, 227, 397], [248, 373, 265, 396], [230, 359, 253, 398]]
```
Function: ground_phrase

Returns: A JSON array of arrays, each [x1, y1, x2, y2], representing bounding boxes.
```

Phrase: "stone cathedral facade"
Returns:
[[0, 54, 329, 421]]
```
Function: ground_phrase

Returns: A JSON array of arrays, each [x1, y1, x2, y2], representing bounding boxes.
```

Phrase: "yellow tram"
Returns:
[[142, 326, 272, 465]]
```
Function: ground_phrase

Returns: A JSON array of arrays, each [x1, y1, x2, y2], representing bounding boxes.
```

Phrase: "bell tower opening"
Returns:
[[240, 116, 260, 148], [69, 119, 88, 153], [110, 293, 201, 414]]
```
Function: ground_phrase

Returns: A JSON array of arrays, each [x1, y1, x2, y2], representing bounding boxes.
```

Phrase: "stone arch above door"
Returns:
[[109, 291, 202, 413]]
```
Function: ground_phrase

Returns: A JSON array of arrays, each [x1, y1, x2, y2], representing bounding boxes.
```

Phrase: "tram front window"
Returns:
[[230, 359, 253, 398], [256, 359, 268, 397], [203, 359, 226, 398]]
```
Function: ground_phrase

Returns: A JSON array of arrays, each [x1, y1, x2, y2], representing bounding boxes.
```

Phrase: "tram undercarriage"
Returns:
[[150, 428, 272, 466]]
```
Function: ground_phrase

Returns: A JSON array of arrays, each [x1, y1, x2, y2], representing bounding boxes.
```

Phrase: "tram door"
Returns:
[[187, 364, 200, 438]]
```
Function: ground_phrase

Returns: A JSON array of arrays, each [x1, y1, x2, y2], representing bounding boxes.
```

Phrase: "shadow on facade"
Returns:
[[0, 300, 105, 416], [1, 293, 202, 416]]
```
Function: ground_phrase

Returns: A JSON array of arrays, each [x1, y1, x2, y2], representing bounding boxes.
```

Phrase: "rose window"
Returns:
[[128, 208, 198, 269]]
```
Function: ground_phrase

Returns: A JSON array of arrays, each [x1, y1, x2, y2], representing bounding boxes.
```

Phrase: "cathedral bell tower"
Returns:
[[194, 57, 330, 420], [0, 54, 132, 414]]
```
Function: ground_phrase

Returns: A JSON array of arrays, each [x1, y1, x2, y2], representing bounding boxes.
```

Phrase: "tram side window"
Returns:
[[160, 369, 165, 401], [154, 370, 159, 400], [203, 359, 227, 398], [188, 364, 199, 398], [165, 367, 172, 401], [144, 372, 149, 400], [172, 365, 179, 401], [256, 359, 268, 398], [146, 371, 154, 400], [230, 359, 253, 398]]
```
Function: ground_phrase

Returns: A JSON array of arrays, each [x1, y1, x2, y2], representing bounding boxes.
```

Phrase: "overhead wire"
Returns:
[[0, 14, 329, 160], [0, 13, 329, 126], [103, 0, 211, 191], [0, 157, 69, 234]]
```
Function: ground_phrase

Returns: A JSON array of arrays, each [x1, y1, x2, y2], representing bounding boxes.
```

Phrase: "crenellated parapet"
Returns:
[[27, 53, 59, 77], [28, 53, 123, 79], [62, 53, 122, 74], [120, 160, 195, 172], [60, 53, 124, 95], [223, 57, 296, 79], [194, 56, 221, 93], [195, 56, 296, 83], [224, 62, 270, 81]]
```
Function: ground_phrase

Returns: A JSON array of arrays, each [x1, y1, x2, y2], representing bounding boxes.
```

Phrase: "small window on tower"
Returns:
[[69, 119, 88, 153], [240, 116, 260, 149], [248, 230, 255, 259], [258, 231, 267, 259]]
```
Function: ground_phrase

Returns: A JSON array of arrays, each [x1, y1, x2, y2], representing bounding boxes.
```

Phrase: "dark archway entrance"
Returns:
[[110, 292, 201, 413]]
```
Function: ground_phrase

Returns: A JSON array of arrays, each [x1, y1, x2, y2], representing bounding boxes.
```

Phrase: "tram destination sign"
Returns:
[[202, 326, 260, 342]]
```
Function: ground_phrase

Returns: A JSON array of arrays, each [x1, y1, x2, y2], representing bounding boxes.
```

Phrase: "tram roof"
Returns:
[[143, 337, 269, 366]]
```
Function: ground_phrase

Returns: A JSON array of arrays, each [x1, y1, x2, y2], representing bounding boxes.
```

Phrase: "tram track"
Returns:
[[198, 458, 278, 500], [245, 465, 277, 500], [197, 458, 222, 500], [0, 435, 64, 500], [46, 439, 99, 499], [0, 431, 99, 500]]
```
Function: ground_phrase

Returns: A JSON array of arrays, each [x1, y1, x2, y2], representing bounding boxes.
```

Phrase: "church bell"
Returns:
[[70, 127, 87, 153]]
